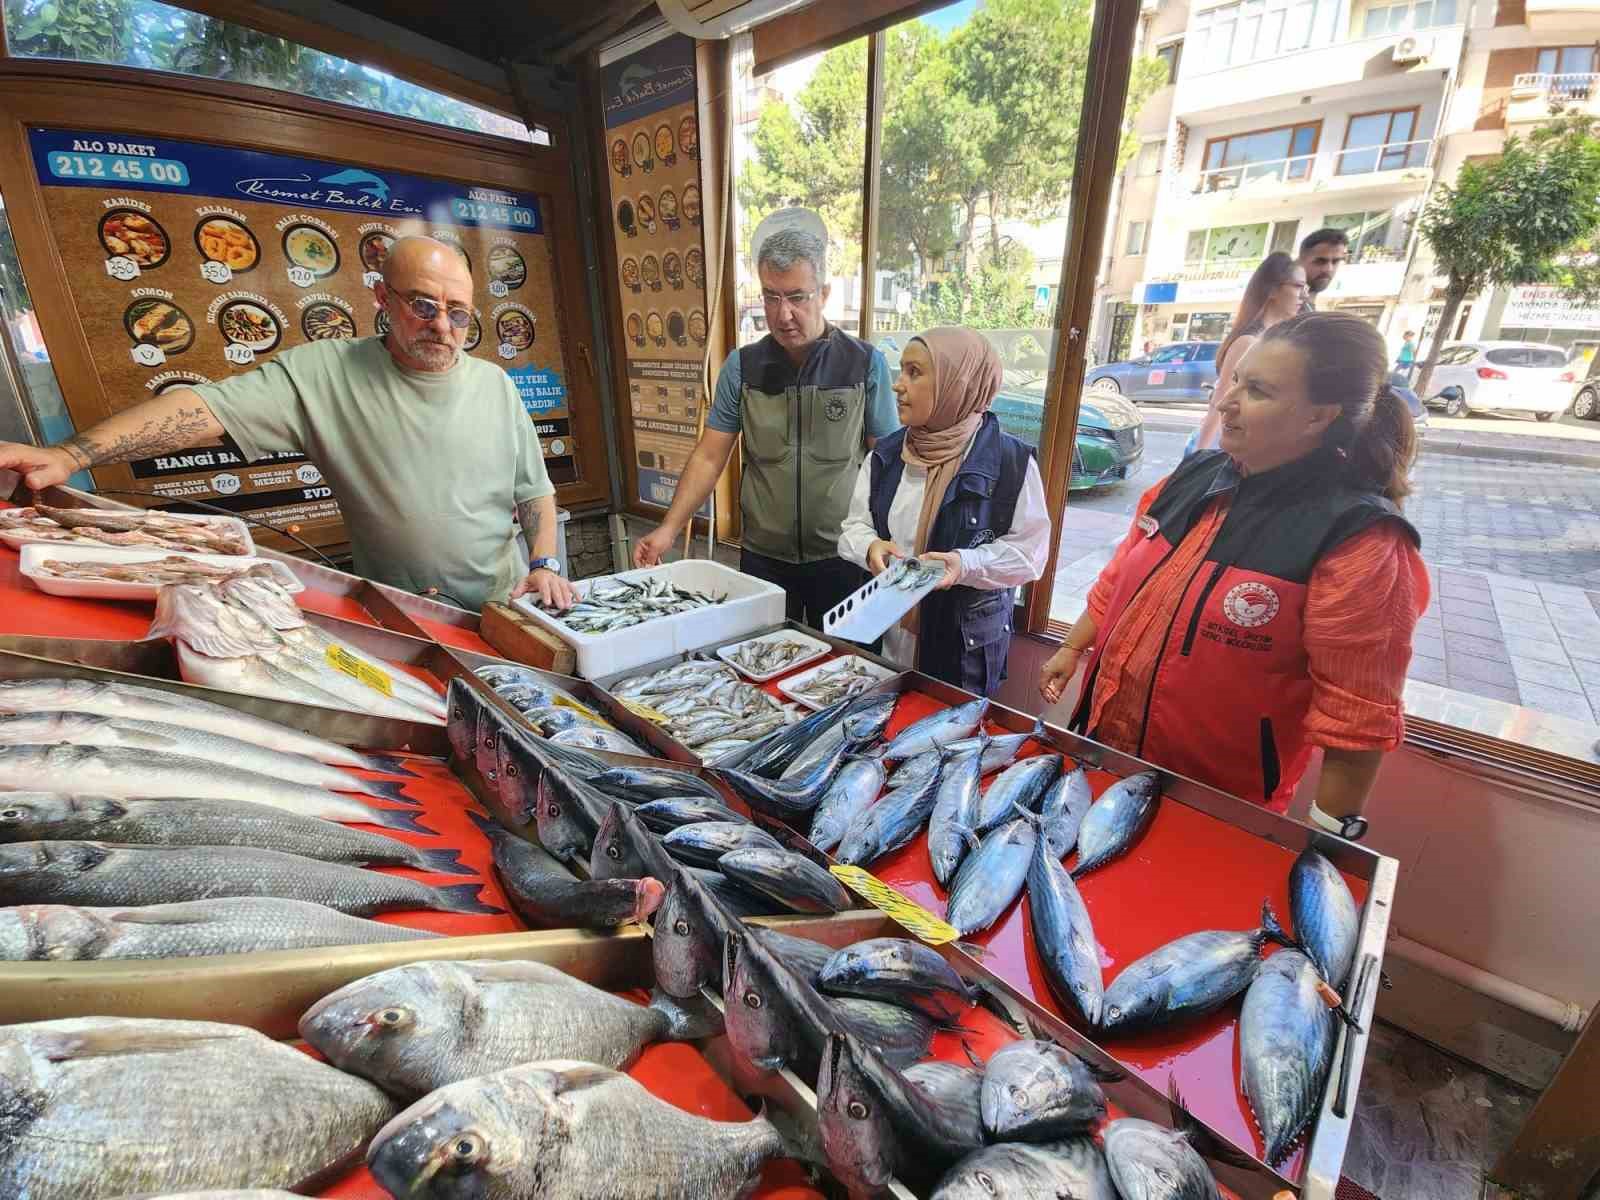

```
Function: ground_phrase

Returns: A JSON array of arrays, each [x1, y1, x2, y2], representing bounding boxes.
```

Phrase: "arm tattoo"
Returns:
[[58, 404, 214, 468], [516, 498, 543, 547]]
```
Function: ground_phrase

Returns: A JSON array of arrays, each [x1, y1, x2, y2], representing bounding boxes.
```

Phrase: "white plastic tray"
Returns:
[[512, 559, 786, 679], [19, 544, 302, 602], [822, 559, 941, 643], [715, 629, 833, 682], [0, 509, 254, 556], [776, 654, 899, 711]]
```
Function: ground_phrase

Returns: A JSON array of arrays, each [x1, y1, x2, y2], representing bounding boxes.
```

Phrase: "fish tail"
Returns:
[[649, 986, 725, 1041], [359, 779, 418, 805], [368, 808, 439, 837], [362, 753, 422, 778], [1010, 799, 1042, 826], [1260, 899, 1295, 948], [414, 847, 475, 876], [433, 882, 505, 915], [1029, 715, 1048, 742]]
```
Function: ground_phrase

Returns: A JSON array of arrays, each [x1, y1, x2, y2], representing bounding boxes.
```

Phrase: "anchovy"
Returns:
[[928, 747, 985, 886], [934, 1139, 1116, 1199], [882, 697, 989, 761], [1026, 829, 1104, 1026], [836, 761, 945, 867], [1290, 846, 1360, 991], [1073, 771, 1161, 878], [808, 756, 887, 854], [470, 812, 663, 929], [889, 717, 1046, 791], [973, 753, 1062, 833], [634, 796, 746, 831], [944, 815, 1036, 937], [590, 764, 723, 803], [661, 820, 784, 869], [1241, 949, 1337, 1164], [724, 634, 820, 678], [1100, 900, 1293, 1036], [717, 846, 852, 913], [979, 1040, 1106, 1142], [1102, 1118, 1222, 1200], [1039, 765, 1094, 859], [818, 936, 975, 1023]]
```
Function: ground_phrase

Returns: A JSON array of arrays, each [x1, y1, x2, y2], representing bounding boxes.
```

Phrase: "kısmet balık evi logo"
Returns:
[[234, 167, 415, 214], [1222, 581, 1280, 628]]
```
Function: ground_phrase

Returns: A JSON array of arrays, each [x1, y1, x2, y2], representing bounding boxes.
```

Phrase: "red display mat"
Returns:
[[856, 690, 1367, 1182]]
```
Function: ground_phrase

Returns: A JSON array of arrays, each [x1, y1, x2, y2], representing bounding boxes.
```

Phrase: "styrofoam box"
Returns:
[[776, 654, 900, 712], [716, 628, 833, 683], [512, 559, 786, 679], [0, 510, 255, 556], [19, 543, 303, 602]]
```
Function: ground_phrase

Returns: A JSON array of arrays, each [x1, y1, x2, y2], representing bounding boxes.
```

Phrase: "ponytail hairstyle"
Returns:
[[1260, 311, 1416, 504]]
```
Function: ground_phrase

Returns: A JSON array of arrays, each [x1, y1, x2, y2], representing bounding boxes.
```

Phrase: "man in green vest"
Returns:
[[635, 208, 897, 626]]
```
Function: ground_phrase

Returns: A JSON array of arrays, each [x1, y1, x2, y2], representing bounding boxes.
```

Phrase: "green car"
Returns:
[[990, 377, 1145, 490]]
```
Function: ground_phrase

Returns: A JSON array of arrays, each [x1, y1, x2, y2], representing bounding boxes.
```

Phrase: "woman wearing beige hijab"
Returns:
[[838, 327, 1051, 694]]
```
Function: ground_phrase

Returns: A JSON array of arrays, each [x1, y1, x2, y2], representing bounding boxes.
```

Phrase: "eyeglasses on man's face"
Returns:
[[761, 288, 817, 309], [396, 291, 473, 330]]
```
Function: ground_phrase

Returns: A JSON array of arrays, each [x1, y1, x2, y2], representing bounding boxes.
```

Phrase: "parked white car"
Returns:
[[1423, 341, 1573, 421]]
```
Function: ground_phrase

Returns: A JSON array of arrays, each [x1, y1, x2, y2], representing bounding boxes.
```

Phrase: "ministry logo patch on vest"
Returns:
[[1222, 581, 1280, 628], [824, 395, 847, 422]]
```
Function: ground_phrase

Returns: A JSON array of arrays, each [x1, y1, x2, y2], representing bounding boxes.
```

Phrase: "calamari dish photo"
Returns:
[[99, 209, 170, 268], [122, 297, 193, 354], [496, 309, 535, 351], [218, 300, 281, 352], [281, 223, 339, 277], [487, 244, 527, 290], [301, 302, 356, 341], [678, 113, 698, 159], [359, 231, 395, 273], [194, 217, 259, 271]]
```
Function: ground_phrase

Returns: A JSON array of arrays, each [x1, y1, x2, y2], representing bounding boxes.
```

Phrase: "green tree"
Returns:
[[1415, 116, 1600, 399], [913, 242, 1040, 328]]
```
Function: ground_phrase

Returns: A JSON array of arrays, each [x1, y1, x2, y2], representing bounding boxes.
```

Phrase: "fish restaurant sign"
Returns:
[[602, 33, 696, 129], [28, 128, 543, 233]]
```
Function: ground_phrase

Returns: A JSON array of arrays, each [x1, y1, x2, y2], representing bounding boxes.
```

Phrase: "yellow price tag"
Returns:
[[829, 865, 959, 945], [324, 644, 394, 697], [616, 697, 672, 725], [550, 694, 606, 723]]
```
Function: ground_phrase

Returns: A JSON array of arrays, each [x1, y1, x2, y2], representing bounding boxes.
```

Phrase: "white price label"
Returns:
[[549, 439, 566, 455], [104, 256, 139, 281], [129, 343, 165, 367], [497, 341, 517, 360], [200, 260, 232, 285], [362, 270, 382, 289], [488, 280, 508, 298], [286, 265, 316, 288], [223, 342, 256, 366]]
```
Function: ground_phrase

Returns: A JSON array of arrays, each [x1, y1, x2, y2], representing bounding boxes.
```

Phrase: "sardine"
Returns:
[[979, 1040, 1105, 1142], [717, 846, 852, 913], [725, 634, 819, 677], [541, 572, 728, 632], [933, 1138, 1116, 1199], [0, 841, 501, 916], [590, 763, 723, 803], [0, 794, 458, 870], [1100, 901, 1293, 1036], [928, 747, 985, 886], [818, 936, 975, 1023], [973, 753, 1062, 833], [653, 867, 743, 998], [1026, 829, 1104, 1026], [1102, 1117, 1222, 1200], [300, 959, 719, 1098], [634, 796, 746, 831], [1290, 846, 1360, 991], [1073, 770, 1161, 878], [366, 1059, 785, 1200], [662, 819, 784, 869], [836, 761, 945, 867], [944, 816, 1036, 937], [1241, 949, 1336, 1164], [1039, 765, 1094, 858], [470, 811, 663, 929], [785, 657, 886, 707], [0, 896, 439, 961], [0, 1016, 394, 1198], [882, 697, 989, 760], [0, 676, 417, 775], [808, 756, 887, 854]]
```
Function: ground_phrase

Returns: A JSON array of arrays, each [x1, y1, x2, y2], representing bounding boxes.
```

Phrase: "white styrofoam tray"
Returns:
[[822, 559, 941, 644], [716, 628, 833, 682], [19, 543, 302, 602], [777, 654, 900, 711], [0, 509, 255, 556], [512, 559, 786, 680]]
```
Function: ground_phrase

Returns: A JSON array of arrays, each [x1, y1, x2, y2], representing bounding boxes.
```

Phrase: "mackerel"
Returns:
[[1038, 765, 1094, 859], [1026, 828, 1104, 1025], [1240, 948, 1337, 1164], [944, 816, 1036, 937], [1290, 846, 1360, 990], [889, 716, 1045, 790], [979, 1040, 1105, 1142], [972, 753, 1062, 834]]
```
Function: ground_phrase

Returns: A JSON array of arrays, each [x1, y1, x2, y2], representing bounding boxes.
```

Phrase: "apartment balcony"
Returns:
[[1183, 141, 1433, 215], [1526, 0, 1600, 34], [1507, 73, 1600, 128], [1173, 25, 1464, 124]]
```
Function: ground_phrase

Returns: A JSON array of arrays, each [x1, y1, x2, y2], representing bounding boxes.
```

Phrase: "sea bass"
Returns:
[[0, 896, 439, 961], [1290, 846, 1360, 991], [300, 959, 719, 1098], [1241, 949, 1337, 1164], [0, 1016, 394, 1199], [1073, 771, 1161, 878]]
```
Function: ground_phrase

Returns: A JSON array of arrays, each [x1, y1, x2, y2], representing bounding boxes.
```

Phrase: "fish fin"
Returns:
[[361, 753, 422, 778], [1165, 1077, 1256, 1171], [954, 940, 987, 961], [1009, 799, 1042, 826], [35, 1026, 240, 1062], [433, 882, 504, 915], [465, 809, 511, 842], [955, 824, 981, 853], [1028, 715, 1048, 743], [365, 807, 439, 837], [546, 1062, 623, 1096], [357, 779, 417, 805], [649, 987, 726, 1041], [1082, 1056, 1127, 1085], [414, 847, 474, 876], [1259, 899, 1295, 949], [960, 1040, 986, 1069]]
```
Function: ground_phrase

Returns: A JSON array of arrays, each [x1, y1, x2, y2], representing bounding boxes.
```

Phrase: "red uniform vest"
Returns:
[[1072, 450, 1418, 811]]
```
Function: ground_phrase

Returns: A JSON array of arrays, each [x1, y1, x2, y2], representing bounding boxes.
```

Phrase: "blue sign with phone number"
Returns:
[[29, 128, 543, 233]]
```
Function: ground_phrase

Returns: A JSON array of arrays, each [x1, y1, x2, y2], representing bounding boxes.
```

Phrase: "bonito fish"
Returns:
[[0, 896, 440, 961], [0, 1016, 395, 1198]]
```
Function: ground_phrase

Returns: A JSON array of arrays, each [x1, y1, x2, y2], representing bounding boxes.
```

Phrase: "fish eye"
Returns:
[[672, 918, 690, 936], [743, 991, 763, 1009], [0, 809, 21, 820], [1009, 1084, 1025, 1102], [1107, 1005, 1120, 1019], [375, 1007, 407, 1026], [606, 845, 622, 860], [449, 1133, 485, 1162], [976, 1171, 996, 1194], [846, 1100, 869, 1120], [547, 803, 560, 817], [452, 706, 463, 719], [1156, 1168, 1173, 1184], [505, 763, 518, 778], [485, 734, 496, 749]]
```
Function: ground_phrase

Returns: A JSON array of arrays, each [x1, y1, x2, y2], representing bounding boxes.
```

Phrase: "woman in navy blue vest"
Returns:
[[838, 327, 1050, 696]]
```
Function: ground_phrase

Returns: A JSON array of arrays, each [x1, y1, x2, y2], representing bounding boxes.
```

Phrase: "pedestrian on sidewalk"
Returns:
[[1188, 252, 1307, 455], [1039, 312, 1430, 837], [1395, 330, 1417, 383]]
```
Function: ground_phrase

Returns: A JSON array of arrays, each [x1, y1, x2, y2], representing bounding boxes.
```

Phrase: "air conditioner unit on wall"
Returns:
[[1392, 35, 1432, 65], [658, 0, 817, 39]]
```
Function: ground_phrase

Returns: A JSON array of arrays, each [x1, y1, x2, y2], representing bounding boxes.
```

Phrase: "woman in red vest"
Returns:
[[1039, 312, 1429, 835]]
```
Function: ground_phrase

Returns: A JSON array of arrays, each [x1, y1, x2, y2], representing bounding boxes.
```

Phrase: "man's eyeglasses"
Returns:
[[761, 288, 817, 309], [397, 293, 473, 330]]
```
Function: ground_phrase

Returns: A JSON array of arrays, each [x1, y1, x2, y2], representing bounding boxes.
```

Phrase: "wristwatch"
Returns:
[[530, 556, 563, 575], [1309, 802, 1368, 842]]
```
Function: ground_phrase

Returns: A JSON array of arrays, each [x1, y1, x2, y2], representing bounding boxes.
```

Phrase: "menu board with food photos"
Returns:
[[26, 127, 575, 542], [600, 34, 711, 513]]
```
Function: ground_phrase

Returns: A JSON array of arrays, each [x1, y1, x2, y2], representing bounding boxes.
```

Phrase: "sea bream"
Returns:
[[0, 1016, 395, 1199], [0, 896, 440, 962], [0, 676, 418, 775], [366, 1059, 788, 1200], [1240, 948, 1337, 1164], [300, 959, 720, 1098]]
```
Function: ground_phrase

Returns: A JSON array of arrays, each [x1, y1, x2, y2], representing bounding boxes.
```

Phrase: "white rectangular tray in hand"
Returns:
[[777, 654, 900, 711], [716, 629, 833, 683], [0, 509, 255, 556], [19, 544, 303, 603], [822, 559, 942, 644], [512, 558, 786, 680]]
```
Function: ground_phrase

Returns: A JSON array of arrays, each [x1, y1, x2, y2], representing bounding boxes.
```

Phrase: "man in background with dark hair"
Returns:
[[1297, 227, 1351, 312]]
